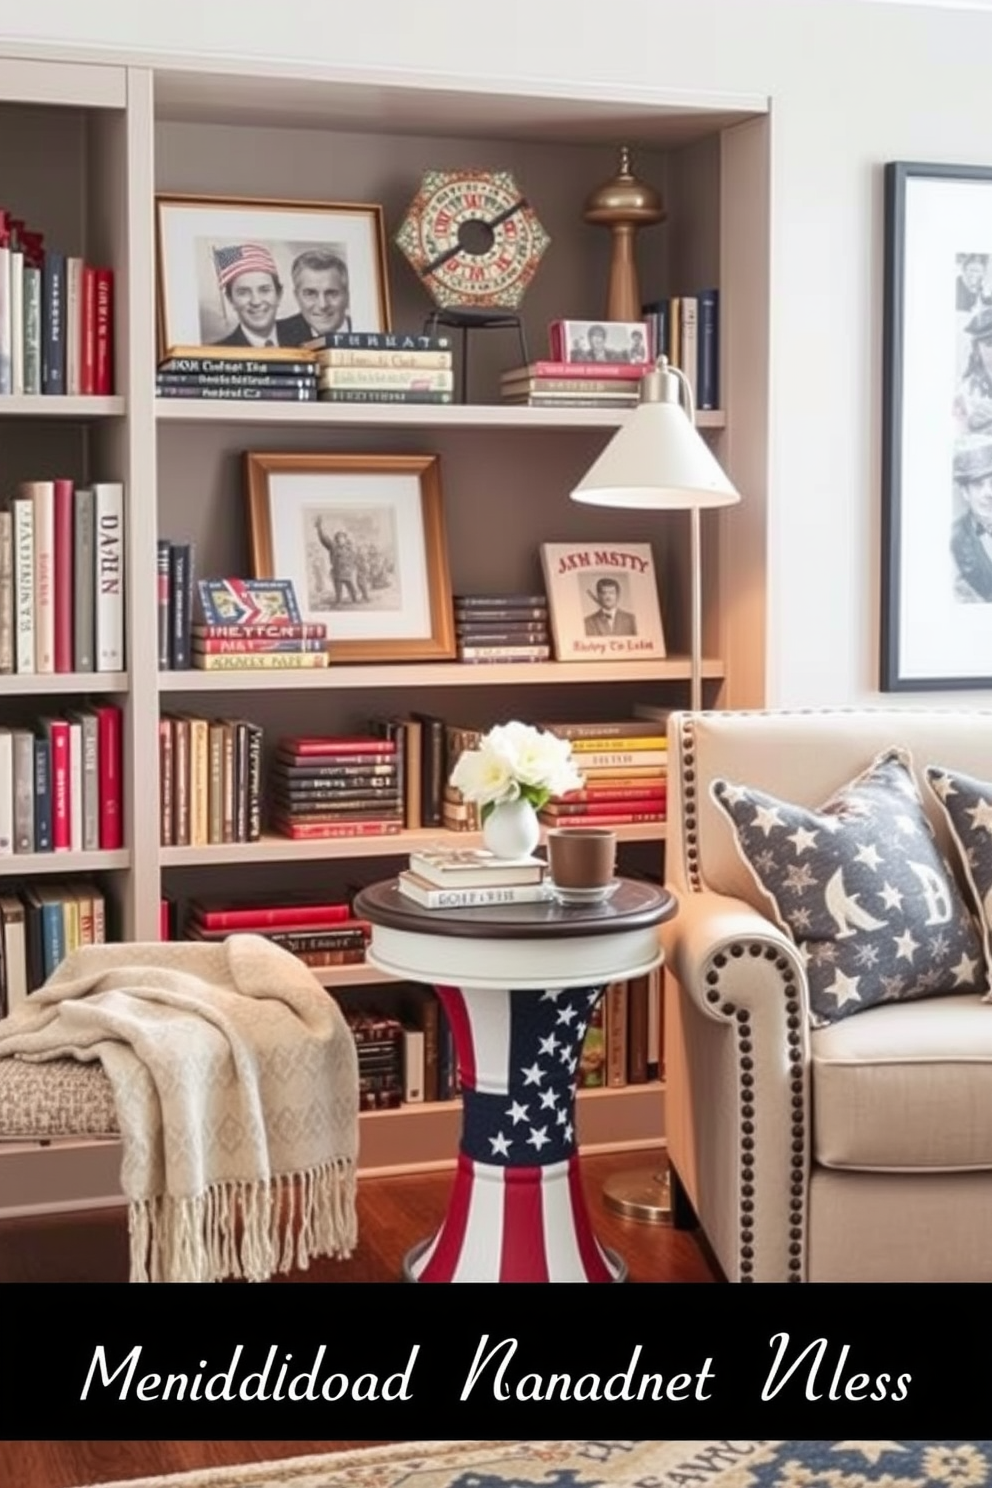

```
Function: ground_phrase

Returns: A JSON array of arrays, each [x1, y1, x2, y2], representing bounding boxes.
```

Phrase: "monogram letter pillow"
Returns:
[[711, 747, 985, 1027], [926, 764, 992, 1001]]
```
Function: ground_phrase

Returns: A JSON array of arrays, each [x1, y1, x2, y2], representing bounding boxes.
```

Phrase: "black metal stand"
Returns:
[[423, 307, 529, 403]]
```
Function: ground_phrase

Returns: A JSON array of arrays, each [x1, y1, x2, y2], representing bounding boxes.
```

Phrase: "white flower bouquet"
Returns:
[[449, 720, 584, 823]]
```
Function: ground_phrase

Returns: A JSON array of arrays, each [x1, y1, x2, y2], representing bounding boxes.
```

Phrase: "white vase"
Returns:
[[482, 799, 541, 859]]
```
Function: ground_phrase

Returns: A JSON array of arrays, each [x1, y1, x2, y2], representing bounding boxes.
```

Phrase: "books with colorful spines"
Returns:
[[407, 845, 546, 889], [397, 870, 551, 910]]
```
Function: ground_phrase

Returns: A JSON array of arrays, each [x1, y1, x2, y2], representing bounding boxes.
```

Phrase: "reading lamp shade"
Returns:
[[571, 396, 740, 510]]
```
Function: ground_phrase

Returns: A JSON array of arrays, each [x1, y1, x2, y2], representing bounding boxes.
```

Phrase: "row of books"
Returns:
[[180, 896, 370, 970], [156, 356, 318, 404], [159, 715, 262, 847], [0, 707, 123, 856], [0, 879, 108, 1013], [642, 289, 720, 411], [313, 332, 454, 405], [454, 592, 551, 664], [0, 209, 115, 397], [0, 481, 125, 675]]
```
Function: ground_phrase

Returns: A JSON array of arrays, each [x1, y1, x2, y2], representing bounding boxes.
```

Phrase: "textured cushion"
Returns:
[[812, 994, 992, 1170], [0, 1056, 119, 1138], [926, 764, 992, 1002], [711, 747, 986, 1026]]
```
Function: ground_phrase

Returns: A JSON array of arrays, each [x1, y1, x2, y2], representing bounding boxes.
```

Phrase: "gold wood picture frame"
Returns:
[[155, 193, 391, 360], [246, 452, 456, 664]]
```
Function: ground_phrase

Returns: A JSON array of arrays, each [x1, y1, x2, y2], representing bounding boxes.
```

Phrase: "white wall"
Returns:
[[3, 0, 992, 707]]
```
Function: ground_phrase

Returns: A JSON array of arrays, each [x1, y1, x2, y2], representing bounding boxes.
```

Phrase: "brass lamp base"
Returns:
[[603, 1165, 672, 1224]]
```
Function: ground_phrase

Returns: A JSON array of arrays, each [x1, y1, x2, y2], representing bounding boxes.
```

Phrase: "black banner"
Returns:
[[1, 1281, 984, 1436]]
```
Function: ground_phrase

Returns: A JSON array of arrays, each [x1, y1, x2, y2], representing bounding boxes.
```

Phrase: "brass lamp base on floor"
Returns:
[[602, 1165, 672, 1224]]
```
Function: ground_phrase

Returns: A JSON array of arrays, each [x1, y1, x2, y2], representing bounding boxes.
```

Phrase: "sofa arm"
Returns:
[[660, 889, 812, 1283]]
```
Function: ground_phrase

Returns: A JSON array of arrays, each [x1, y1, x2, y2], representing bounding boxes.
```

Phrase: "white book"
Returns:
[[9, 247, 23, 396], [68, 718, 83, 851], [402, 1027, 425, 1103], [680, 294, 699, 409], [65, 256, 84, 396], [0, 897, 28, 1012], [12, 497, 34, 674], [23, 480, 54, 673], [94, 481, 125, 671], [407, 845, 546, 888], [398, 869, 552, 908], [0, 727, 12, 855]]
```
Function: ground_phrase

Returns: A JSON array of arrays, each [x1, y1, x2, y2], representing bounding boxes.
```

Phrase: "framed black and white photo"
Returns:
[[156, 194, 391, 359], [882, 161, 992, 689], [245, 452, 455, 663]]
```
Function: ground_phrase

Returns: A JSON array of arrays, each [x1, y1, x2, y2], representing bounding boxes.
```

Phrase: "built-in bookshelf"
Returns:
[[0, 44, 770, 1214]]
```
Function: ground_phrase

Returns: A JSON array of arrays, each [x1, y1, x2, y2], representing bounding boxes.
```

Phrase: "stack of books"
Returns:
[[184, 578, 328, 672], [269, 735, 404, 840], [539, 719, 668, 827], [0, 208, 114, 396], [180, 896, 369, 969], [454, 593, 552, 664], [311, 331, 454, 405], [341, 1009, 405, 1109], [397, 845, 550, 909], [0, 479, 124, 676], [158, 714, 263, 847], [499, 360, 644, 410], [0, 705, 123, 854], [154, 350, 318, 403]]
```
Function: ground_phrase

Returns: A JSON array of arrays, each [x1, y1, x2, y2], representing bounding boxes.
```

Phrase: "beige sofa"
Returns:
[[661, 707, 992, 1283]]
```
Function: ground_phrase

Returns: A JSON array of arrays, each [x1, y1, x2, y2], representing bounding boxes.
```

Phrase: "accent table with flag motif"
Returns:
[[353, 878, 676, 1283]]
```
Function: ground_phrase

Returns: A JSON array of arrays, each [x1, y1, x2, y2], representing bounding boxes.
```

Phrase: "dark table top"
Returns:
[[353, 877, 677, 941]]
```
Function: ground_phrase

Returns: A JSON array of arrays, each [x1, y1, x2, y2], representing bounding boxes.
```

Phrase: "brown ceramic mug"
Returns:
[[546, 827, 617, 889]]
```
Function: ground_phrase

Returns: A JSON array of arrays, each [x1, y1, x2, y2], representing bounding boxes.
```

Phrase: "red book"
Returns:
[[95, 703, 123, 849], [159, 899, 172, 941], [94, 267, 114, 395], [559, 786, 667, 804], [42, 718, 71, 850], [540, 810, 665, 826], [517, 358, 646, 381], [270, 819, 403, 840], [279, 736, 396, 755], [53, 479, 75, 673], [545, 798, 665, 817], [192, 903, 351, 930], [194, 637, 326, 655], [81, 266, 97, 395]]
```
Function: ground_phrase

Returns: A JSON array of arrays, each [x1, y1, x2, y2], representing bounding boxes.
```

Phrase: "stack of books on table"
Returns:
[[499, 360, 644, 410], [155, 349, 318, 402], [180, 896, 370, 969], [454, 593, 551, 664], [268, 735, 404, 841], [539, 719, 667, 827], [397, 845, 550, 909], [309, 331, 454, 405]]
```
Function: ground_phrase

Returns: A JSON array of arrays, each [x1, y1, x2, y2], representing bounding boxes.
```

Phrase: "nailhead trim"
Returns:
[[703, 938, 807, 1282]]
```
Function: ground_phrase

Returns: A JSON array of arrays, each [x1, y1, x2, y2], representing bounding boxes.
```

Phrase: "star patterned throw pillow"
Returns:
[[925, 764, 992, 1001], [710, 747, 986, 1027]]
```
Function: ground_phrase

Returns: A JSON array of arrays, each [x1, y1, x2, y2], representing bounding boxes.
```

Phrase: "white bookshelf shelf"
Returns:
[[160, 821, 666, 868], [155, 399, 726, 432], [158, 657, 724, 692], [0, 395, 125, 418], [313, 963, 399, 989], [1, 672, 128, 695], [0, 850, 130, 876]]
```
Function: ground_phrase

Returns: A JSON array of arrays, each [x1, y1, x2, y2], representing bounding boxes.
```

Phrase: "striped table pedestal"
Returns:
[[353, 878, 675, 1284]]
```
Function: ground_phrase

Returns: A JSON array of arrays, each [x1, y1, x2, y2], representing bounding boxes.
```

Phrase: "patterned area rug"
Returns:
[[74, 1441, 992, 1488]]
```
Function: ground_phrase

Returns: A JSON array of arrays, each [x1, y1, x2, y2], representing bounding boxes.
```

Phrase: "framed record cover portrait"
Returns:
[[882, 160, 992, 689], [246, 452, 456, 663], [540, 541, 666, 660], [156, 194, 391, 358]]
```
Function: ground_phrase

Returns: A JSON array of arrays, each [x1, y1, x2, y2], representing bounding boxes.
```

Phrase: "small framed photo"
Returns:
[[156, 193, 391, 359], [540, 542, 666, 661], [551, 319, 653, 365], [245, 452, 456, 663]]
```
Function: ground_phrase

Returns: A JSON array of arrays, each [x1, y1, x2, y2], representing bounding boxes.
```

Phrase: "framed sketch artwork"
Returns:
[[882, 161, 992, 689], [246, 452, 456, 663], [156, 194, 391, 359], [540, 541, 666, 661]]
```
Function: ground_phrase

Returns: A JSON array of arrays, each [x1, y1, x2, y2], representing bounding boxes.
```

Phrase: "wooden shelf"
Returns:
[[0, 672, 128, 695], [0, 395, 125, 418], [160, 821, 666, 867], [0, 850, 130, 876], [158, 657, 724, 692], [312, 963, 399, 989], [155, 399, 726, 432]]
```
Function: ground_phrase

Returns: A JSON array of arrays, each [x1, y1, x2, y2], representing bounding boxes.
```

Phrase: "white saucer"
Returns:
[[548, 879, 621, 905]]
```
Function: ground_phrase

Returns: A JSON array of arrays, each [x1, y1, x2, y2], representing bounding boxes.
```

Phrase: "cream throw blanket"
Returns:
[[0, 936, 359, 1283]]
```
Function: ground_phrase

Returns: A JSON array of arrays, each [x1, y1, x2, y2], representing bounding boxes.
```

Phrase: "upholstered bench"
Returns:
[[0, 1056, 119, 1140]]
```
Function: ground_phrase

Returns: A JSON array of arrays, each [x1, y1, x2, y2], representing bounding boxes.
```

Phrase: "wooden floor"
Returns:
[[0, 1441, 407, 1488], [0, 1148, 716, 1285]]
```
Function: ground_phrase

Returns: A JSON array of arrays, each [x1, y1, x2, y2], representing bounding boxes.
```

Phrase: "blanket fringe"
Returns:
[[127, 1158, 358, 1283]]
